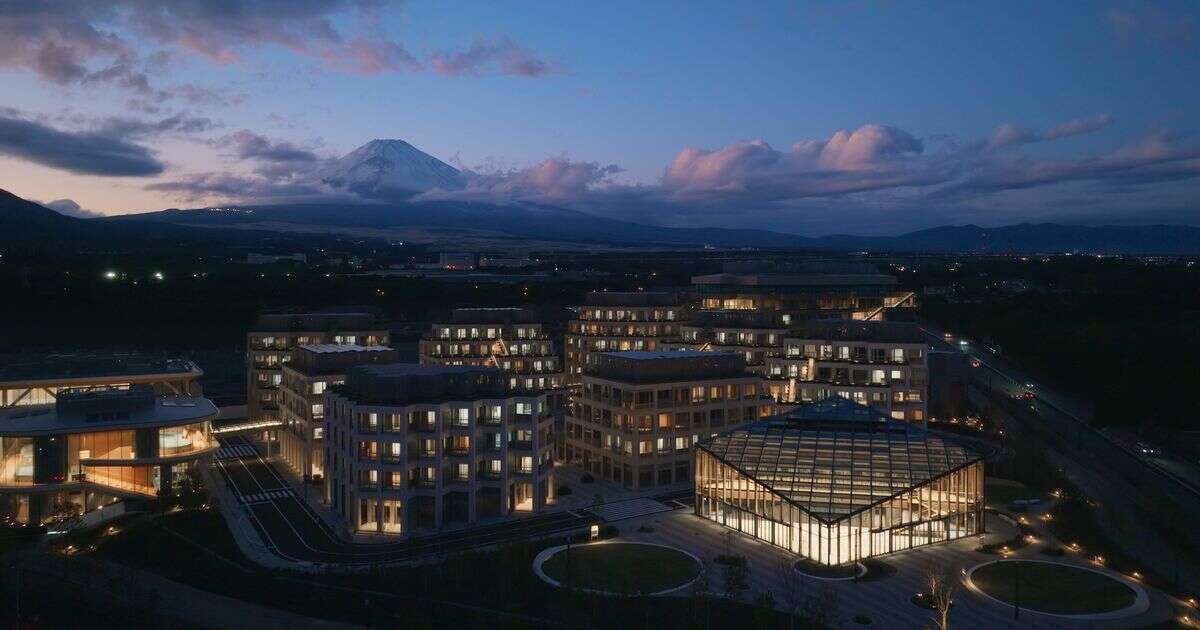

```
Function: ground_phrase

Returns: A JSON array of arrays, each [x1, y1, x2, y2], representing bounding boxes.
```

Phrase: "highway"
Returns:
[[919, 320, 1200, 592], [213, 435, 690, 566], [918, 321, 1200, 500]]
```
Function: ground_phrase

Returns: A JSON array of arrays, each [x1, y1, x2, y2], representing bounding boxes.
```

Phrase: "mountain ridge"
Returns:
[[4, 188, 1199, 253]]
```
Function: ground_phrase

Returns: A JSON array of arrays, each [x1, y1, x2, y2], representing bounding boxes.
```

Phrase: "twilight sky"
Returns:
[[1, 0, 1198, 235]]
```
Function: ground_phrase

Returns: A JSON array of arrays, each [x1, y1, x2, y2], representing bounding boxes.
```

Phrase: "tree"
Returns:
[[690, 556, 713, 630], [802, 584, 839, 628], [720, 554, 750, 602], [925, 563, 958, 630], [46, 498, 82, 545], [777, 557, 806, 630]]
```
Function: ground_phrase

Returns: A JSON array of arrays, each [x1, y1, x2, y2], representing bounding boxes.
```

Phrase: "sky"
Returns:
[[1, 0, 1198, 236]]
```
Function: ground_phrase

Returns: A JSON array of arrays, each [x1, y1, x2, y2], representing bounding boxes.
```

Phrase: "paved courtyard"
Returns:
[[614, 507, 1182, 629]]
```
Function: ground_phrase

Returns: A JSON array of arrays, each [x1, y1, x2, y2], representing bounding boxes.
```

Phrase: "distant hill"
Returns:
[[116, 199, 1200, 253], [5, 188, 1199, 253], [808, 223, 1200, 254]]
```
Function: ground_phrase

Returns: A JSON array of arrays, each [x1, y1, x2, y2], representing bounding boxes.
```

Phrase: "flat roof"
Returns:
[[603, 350, 719, 360], [297, 344, 395, 354], [0, 396, 217, 436], [692, 273, 898, 287], [0, 355, 202, 386], [787, 321, 927, 344]]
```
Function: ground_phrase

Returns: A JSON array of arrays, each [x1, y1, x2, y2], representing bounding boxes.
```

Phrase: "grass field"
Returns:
[[971, 560, 1137, 614], [540, 542, 700, 595], [985, 478, 1043, 505]]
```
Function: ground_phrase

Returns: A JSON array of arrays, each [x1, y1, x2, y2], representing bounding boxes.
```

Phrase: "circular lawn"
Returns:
[[538, 542, 701, 596], [969, 560, 1138, 615]]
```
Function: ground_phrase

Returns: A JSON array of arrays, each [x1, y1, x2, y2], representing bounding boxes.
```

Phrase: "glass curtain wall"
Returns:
[[696, 450, 983, 565]]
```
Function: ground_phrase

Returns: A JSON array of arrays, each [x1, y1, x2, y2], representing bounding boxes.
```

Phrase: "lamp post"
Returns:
[[1013, 560, 1020, 620]]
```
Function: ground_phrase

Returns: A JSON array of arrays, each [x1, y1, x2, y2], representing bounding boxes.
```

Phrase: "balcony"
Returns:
[[477, 470, 502, 481], [445, 447, 471, 458], [508, 440, 534, 451], [409, 479, 437, 490], [409, 423, 438, 434]]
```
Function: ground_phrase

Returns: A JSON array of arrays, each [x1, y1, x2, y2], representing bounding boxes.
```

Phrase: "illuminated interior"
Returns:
[[695, 400, 984, 565]]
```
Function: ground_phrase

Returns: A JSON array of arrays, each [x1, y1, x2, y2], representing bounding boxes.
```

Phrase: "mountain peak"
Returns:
[[317, 139, 463, 199]]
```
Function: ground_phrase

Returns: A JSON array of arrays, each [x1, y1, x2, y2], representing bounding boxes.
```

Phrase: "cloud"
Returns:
[[0, 113, 164, 176], [430, 36, 556, 77], [1108, 6, 1196, 49], [0, 2, 552, 95], [96, 113, 219, 139], [40, 198, 105, 218], [141, 116, 1200, 235], [145, 172, 324, 201], [419, 157, 620, 202], [987, 114, 1114, 149], [212, 130, 322, 179]]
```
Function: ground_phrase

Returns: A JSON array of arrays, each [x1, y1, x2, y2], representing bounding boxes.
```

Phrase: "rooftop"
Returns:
[[583, 291, 680, 307], [692, 273, 898, 288], [787, 321, 927, 344], [440, 307, 540, 325], [253, 308, 381, 332], [0, 391, 217, 436], [585, 350, 751, 383], [698, 398, 987, 523], [0, 354, 202, 385], [335, 363, 516, 405], [289, 345, 401, 375], [297, 344, 396, 354]]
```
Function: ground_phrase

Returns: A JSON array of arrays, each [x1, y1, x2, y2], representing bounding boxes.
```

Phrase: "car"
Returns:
[[1136, 442, 1159, 456], [1024, 382, 1036, 390], [1021, 390, 1035, 400], [943, 332, 953, 340], [970, 359, 981, 368]]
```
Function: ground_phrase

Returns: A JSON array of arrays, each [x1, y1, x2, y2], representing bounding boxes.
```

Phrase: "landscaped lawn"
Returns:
[[540, 542, 700, 595], [985, 478, 1043, 505], [971, 561, 1137, 614]]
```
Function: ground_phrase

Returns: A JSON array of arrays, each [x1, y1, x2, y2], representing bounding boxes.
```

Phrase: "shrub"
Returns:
[[580, 473, 595, 483], [556, 485, 573, 496]]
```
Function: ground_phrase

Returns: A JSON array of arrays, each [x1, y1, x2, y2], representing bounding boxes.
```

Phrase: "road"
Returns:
[[213, 435, 691, 566], [919, 321, 1200, 498], [919, 320, 1200, 593]]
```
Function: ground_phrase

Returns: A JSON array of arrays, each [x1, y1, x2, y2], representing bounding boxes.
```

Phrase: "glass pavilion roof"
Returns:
[[698, 398, 986, 523]]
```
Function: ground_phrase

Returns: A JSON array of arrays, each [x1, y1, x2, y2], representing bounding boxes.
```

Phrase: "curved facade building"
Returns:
[[0, 386, 217, 526], [695, 397, 986, 565]]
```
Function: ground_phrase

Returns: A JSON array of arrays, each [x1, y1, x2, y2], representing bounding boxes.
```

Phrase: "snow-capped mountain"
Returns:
[[317, 139, 464, 199]]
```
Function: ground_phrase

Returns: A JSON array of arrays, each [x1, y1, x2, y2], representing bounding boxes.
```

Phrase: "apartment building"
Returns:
[[325, 364, 554, 538], [563, 350, 773, 490], [418, 308, 566, 409], [246, 309, 388, 433], [764, 321, 929, 422], [691, 261, 917, 323], [278, 344, 399, 483], [0, 355, 216, 526], [564, 292, 687, 387], [663, 311, 788, 377]]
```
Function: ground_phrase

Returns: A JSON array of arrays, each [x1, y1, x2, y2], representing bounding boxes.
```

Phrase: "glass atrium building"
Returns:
[[695, 397, 986, 565]]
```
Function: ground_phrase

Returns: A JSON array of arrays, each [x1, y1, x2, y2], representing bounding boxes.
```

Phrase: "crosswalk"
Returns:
[[216, 444, 258, 461], [589, 497, 677, 522], [240, 489, 293, 504]]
